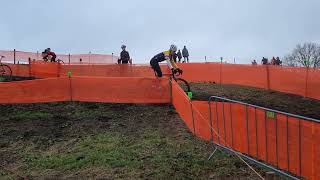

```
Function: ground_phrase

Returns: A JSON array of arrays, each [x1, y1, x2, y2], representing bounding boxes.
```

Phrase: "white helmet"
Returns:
[[170, 44, 177, 52]]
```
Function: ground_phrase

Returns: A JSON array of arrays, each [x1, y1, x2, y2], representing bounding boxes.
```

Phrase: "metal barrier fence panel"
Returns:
[[207, 96, 320, 180]]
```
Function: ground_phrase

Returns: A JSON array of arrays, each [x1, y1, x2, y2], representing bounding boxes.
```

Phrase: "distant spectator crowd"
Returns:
[[252, 57, 282, 66]]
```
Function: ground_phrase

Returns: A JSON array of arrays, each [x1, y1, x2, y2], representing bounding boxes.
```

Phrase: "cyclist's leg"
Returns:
[[150, 59, 162, 77]]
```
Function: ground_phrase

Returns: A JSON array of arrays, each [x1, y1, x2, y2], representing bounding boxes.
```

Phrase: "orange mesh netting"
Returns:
[[29, 61, 61, 78], [178, 63, 320, 100], [0, 78, 70, 103], [7, 64, 30, 77], [0, 77, 170, 104], [191, 101, 212, 141], [59, 64, 170, 77], [171, 80, 194, 133], [5, 62, 320, 100], [71, 76, 170, 104]]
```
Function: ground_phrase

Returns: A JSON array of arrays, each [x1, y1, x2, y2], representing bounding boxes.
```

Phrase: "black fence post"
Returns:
[[14, 49, 16, 64]]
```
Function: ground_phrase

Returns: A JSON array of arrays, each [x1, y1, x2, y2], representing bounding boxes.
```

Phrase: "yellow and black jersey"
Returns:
[[152, 50, 178, 70]]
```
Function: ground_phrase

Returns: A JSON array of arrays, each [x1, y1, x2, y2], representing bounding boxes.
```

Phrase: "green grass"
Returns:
[[22, 129, 245, 179], [24, 133, 140, 171]]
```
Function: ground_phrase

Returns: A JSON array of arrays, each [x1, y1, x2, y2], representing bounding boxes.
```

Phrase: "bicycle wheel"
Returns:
[[57, 59, 65, 64], [0, 64, 12, 81], [174, 77, 191, 93]]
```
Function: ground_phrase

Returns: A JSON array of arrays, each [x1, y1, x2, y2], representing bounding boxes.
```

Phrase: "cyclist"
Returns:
[[150, 44, 183, 77], [42, 48, 57, 62]]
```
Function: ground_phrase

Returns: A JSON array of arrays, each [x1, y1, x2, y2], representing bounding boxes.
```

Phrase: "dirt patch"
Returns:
[[0, 102, 282, 179], [188, 82, 320, 119]]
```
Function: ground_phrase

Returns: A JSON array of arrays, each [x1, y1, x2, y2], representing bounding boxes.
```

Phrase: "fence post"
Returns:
[[68, 71, 73, 102], [304, 67, 309, 97], [68, 53, 71, 65], [57, 62, 61, 78], [266, 65, 271, 90], [28, 58, 31, 77], [13, 49, 16, 64], [220, 57, 223, 84], [190, 102, 196, 134]]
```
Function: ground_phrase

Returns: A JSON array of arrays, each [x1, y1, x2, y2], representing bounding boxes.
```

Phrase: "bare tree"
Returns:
[[284, 42, 320, 68]]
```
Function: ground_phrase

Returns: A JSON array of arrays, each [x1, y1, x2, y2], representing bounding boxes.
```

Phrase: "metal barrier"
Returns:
[[208, 96, 320, 180]]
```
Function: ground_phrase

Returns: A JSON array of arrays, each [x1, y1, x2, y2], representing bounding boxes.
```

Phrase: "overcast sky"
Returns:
[[1, 0, 320, 63]]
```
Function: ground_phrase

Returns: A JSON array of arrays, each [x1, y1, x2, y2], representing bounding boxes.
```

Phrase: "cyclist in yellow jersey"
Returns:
[[150, 44, 183, 77]]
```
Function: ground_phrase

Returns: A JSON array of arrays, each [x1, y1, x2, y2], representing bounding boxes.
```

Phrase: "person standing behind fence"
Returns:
[[118, 45, 130, 64], [252, 59, 257, 65], [271, 57, 276, 65], [261, 57, 268, 65], [182, 46, 189, 63], [177, 50, 182, 63], [275, 57, 282, 65]]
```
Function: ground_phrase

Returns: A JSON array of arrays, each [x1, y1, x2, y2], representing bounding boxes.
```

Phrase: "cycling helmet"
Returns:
[[170, 44, 177, 52], [121, 45, 126, 49]]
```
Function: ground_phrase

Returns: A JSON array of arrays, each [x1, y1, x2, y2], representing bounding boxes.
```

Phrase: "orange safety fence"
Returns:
[[7, 64, 30, 77], [178, 63, 320, 100], [0, 77, 170, 104], [8, 62, 171, 78], [171, 80, 195, 133], [29, 61, 61, 78], [0, 78, 70, 103], [5, 62, 320, 100], [59, 64, 170, 77], [71, 76, 170, 104], [171, 89, 320, 180], [0, 50, 118, 64]]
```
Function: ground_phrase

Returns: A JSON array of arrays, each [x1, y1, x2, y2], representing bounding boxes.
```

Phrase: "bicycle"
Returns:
[[0, 56, 12, 81], [153, 68, 192, 97]]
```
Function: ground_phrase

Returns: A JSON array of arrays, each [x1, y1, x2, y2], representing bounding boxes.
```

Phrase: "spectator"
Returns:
[[177, 50, 182, 63], [182, 46, 189, 63], [261, 57, 268, 65], [275, 57, 282, 65], [271, 57, 276, 65], [118, 45, 130, 64], [252, 60, 257, 65]]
